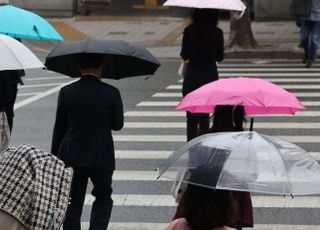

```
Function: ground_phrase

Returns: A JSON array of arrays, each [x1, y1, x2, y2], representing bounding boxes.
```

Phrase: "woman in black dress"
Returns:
[[181, 9, 224, 141]]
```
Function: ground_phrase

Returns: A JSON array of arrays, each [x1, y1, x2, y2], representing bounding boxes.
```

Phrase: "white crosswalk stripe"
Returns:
[[18, 61, 320, 229]]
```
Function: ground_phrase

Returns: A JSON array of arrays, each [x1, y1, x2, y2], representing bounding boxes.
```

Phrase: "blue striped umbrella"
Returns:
[[0, 5, 63, 41]]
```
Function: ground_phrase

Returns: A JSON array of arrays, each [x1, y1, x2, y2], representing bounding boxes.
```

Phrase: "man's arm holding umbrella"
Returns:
[[111, 89, 124, 131], [51, 89, 67, 156]]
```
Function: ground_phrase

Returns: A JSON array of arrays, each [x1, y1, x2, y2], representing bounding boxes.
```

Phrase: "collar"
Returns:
[[80, 74, 101, 81]]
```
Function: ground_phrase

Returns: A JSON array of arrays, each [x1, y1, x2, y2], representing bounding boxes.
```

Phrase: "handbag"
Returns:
[[177, 61, 188, 77], [0, 112, 10, 152]]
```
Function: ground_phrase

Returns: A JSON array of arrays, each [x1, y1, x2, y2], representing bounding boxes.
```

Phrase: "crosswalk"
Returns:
[[14, 60, 320, 229]]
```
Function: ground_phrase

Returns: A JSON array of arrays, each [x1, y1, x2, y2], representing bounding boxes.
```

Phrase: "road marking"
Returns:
[[25, 76, 69, 81], [124, 122, 320, 129], [84, 194, 320, 208], [113, 171, 169, 181], [218, 68, 320, 72], [115, 150, 320, 161], [125, 111, 185, 117], [113, 134, 320, 143], [116, 150, 172, 159], [166, 84, 320, 90], [124, 110, 320, 117], [14, 80, 77, 110], [154, 92, 320, 98], [220, 73, 320, 77], [17, 92, 41, 97], [136, 101, 319, 107], [178, 79, 320, 83], [18, 83, 62, 88]]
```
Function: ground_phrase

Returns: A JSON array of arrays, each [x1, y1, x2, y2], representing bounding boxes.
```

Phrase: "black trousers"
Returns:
[[63, 167, 113, 230], [5, 86, 17, 133], [186, 112, 210, 141]]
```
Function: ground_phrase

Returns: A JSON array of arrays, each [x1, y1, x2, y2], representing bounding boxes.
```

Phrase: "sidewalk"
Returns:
[[49, 16, 302, 59]]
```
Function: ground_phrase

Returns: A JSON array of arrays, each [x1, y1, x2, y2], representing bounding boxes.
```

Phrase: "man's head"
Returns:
[[78, 53, 104, 77]]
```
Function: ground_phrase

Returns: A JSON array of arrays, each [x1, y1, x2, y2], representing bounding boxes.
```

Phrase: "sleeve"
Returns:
[[111, 89, 124, 131], [0, 71, 12, 108], [180, 28, 191, 61], [215, 28, 224, 62], [51, 89, 67, 156]]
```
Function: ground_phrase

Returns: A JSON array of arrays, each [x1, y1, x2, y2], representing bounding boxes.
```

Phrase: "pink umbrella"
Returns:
[[163, 0, 246, 12], [176, 77, 305, 115]]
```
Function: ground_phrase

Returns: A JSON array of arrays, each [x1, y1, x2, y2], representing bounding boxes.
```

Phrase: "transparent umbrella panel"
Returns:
[[157, 131, 320, 196]]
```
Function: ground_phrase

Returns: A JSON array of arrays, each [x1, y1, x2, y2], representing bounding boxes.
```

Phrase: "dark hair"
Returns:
[[179, 167, 237, 230], [211, 105, 245, 132], [78, 53, 103, 69], [192, 9, 219, 28]]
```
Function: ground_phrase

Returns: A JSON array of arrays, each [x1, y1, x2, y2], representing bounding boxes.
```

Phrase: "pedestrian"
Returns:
[[51, 53, 124, 230], [210, 105, 254, 230], [290, 0, 320, 67], [180, 9, 224, 141], [166, 166, 237, 230], [0, 70, 12, 151], [4, 69, 24, 133], [173, 105, 253, 230]]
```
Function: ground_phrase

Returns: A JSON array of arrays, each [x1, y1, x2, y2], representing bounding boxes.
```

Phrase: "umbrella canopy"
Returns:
[[45, 39, 161, 79], [163, 0, 246, 12], [157, 131, 320, 196], [0, 34, 44, 71], [0, 5, 63, 41], [176, 77, 305, 115]]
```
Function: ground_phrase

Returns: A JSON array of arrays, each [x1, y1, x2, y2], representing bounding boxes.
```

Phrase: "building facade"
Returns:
[[4, 0, 293, 19]]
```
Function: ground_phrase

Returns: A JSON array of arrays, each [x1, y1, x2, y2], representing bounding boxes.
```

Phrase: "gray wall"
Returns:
[[255, 0, 292, 20], [9, 0, 75, 17]]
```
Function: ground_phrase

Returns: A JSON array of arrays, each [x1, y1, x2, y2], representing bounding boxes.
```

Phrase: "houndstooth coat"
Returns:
[[0, 145, 73, 230]]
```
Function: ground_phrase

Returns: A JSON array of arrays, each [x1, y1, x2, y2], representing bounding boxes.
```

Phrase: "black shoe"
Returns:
[[306, 62, 313, 68], [302, 59, 307, 64]]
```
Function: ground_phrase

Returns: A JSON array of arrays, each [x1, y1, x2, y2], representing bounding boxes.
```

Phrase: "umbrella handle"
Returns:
[[249, 118, 254, 131]]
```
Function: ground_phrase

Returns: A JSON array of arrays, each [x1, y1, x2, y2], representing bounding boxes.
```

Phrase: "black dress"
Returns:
[[0, 71, 12, 113], [180, 25, 224, 140]]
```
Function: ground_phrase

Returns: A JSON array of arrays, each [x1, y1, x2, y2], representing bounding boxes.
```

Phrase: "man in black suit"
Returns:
[[51, 53, 124, 230]]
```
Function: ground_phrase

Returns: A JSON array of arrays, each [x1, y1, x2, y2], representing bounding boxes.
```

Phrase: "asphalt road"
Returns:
[[9, 46, 320, 229]]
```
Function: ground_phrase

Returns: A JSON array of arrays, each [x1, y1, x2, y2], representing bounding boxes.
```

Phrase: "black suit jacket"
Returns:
[[51, 75, 124, 170]]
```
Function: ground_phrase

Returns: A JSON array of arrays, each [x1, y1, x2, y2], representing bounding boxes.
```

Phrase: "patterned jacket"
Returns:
[[0, 145, 73, 230]]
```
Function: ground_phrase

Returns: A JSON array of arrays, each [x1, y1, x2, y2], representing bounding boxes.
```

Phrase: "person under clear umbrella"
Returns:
[[180, 9, 224, 141], [173, 105, 253, 230], [166, 166, 237, 230], [210, 105, 253, 230]]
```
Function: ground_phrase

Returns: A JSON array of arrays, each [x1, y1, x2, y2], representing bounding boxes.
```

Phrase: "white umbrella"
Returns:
[[163, 0, 246, 12], [0, 34, 44, 71]]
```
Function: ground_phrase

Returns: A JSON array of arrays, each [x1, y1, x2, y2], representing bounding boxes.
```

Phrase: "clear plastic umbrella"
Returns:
[[157, 131, 320, 196]]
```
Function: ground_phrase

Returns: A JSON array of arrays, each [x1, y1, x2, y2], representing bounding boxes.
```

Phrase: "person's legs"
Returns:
[[5, 87, 17, 133], [63, 168, 88, 230], [300, 20, 311, 63], [307, 21, 320, 66], [198, 113, 210, 135], [89, 168, 113, 230], [186, 112, 199, 141]]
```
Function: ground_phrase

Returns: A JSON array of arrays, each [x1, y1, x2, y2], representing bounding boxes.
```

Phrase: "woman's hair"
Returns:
[[189, 9, 219, 43], [192, 9, 219, 28], [179, 167, 237, 230], [211, 105, 245, 132]]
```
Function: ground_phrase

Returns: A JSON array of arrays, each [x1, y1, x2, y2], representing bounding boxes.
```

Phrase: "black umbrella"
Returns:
[[45, 39, 160, 79]]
